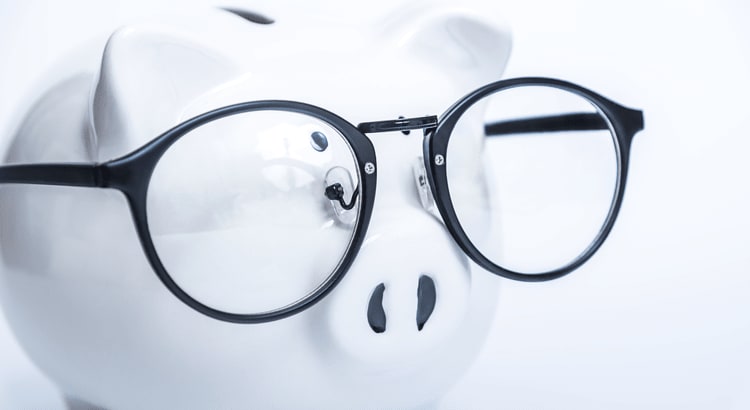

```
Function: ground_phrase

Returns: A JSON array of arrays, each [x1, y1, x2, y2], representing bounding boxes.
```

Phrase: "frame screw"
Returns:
[[364, 162, 376, 174], [434, 154, 445, 166]]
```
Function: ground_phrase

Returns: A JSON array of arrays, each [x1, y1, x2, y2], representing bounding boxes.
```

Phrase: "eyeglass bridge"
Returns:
[[357, 115, 438, 134]]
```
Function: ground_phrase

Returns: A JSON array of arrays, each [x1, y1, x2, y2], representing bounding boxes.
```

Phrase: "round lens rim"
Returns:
[[105, 100, 377, 323], [424, 77, 642, 282]]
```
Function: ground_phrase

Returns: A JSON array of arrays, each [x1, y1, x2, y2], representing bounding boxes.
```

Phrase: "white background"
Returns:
[[1, 0, 749, 408]]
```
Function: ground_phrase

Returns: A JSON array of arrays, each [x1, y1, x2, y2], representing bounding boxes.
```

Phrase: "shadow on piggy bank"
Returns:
[[0, 5, 512, 409]]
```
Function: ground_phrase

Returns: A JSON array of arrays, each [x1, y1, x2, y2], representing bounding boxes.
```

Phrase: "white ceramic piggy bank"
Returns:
[[0, 5, 512, 409]]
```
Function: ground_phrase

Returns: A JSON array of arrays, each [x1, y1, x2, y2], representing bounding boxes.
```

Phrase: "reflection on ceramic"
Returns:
[[0, 4, 511, 409]]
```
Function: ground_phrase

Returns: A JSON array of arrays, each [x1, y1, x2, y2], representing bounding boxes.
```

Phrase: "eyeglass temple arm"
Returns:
[[484, 112, 609, 136], [0, 163, 103, 187], [0, 112, 637, 185]]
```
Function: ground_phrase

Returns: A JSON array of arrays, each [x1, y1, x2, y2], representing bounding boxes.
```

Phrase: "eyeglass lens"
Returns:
[[446, 85, 619, 274], [146, 110, 360, 315]]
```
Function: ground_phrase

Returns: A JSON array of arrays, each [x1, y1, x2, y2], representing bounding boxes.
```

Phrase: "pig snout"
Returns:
[[318, 206, 477, 364]]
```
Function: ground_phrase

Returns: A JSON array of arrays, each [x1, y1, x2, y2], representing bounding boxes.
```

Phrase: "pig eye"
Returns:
[[310, 131, 329, 152]]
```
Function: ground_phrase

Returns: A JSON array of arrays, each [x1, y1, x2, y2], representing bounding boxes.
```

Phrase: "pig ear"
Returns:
[[92, 25, 241, 160], [391, 8, 512, 88]]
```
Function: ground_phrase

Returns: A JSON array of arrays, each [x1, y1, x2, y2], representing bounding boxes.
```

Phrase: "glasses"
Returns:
[[0, 77, 644, 323]]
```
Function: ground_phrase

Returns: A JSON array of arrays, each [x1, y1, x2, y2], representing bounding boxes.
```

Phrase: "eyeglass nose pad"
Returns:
[[412, 157, 443, 223], [325, 166, 357, 226]]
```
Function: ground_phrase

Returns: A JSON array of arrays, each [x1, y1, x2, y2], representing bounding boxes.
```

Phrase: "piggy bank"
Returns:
[[0, 5, 513, 408]]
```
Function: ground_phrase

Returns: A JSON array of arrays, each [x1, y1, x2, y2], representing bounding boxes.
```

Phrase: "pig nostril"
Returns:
[[367, 283, 387, 333], [416, 275, 436, 331]]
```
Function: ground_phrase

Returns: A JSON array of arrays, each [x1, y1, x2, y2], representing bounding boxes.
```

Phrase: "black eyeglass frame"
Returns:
[[425, 77, 644, 282], [0, 77, 643, 323]]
